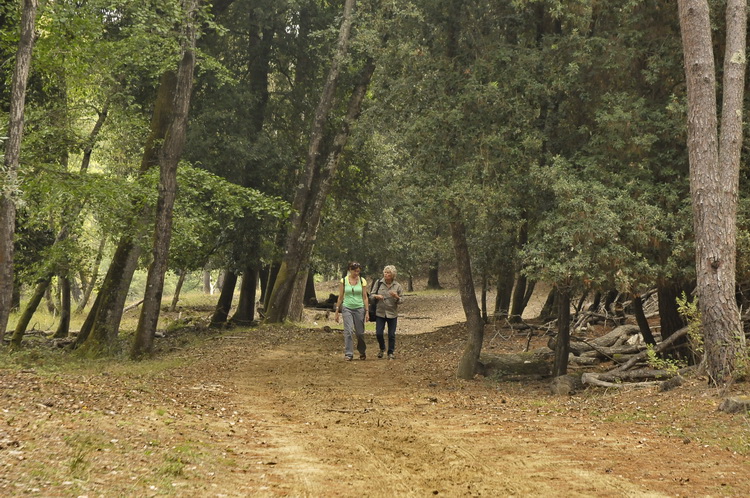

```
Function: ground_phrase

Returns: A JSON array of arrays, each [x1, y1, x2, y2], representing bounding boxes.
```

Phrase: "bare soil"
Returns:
[[1, 285, 749, 497]]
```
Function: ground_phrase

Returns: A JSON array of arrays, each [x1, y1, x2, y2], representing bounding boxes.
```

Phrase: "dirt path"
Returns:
[[2, 289, 749, 496]]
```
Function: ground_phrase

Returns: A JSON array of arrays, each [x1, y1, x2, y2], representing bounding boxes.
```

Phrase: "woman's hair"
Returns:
[[348, 262, 361, 270], [383, 265, 397, 277]]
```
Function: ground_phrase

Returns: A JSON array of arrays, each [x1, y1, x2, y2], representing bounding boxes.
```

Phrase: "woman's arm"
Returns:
[[334, 281, 344, 322], [362, 282, 370, 316]]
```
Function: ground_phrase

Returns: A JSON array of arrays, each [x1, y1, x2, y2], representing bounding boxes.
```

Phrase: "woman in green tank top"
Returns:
[[334, 262, 370, 360]]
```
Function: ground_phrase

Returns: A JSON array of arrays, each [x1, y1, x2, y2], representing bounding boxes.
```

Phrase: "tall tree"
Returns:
[[265, 0, 363, 322], [132, 0, 200, 359], [0, 0, 38, 342], [677, 0, 747, 384], [76, 71, 178, 353], [452, 216, 484, 379]]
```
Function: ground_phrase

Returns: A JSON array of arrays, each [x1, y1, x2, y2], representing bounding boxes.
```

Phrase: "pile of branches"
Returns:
[[569, 325, 694, 389]]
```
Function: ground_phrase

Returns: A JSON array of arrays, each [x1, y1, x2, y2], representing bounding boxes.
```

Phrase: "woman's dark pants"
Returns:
[[375, 315, 397, 354]]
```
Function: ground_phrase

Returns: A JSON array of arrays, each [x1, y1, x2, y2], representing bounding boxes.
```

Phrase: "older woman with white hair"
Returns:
[[370, 265, 404, 359]]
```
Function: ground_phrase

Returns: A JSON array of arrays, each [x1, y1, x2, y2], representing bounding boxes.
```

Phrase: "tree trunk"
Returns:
[[79, 62, 180, 353], [231, 267, 258, 326], [522, 280, 536, 310], [494, 265, 514, 319], [259, 266, 269, 303], [210, 270, 238, 327], [632, 294, 657, 346], [79, 239, 141, 354], [76, 237, 105, 313], [170, 270, 187, 312], [509, 274, 527, 323], [44, 285, 56, 314], [266, 2, 372, 322], [574, 290, 589, 316], [658, 281, 687, 340], [52, 276, 71, 338], [678, 0, 746, 383], [11, 284, 20, 312], [426, 260, 442, 290], [538, 287, 557, 322], [133, 4, 198, 359], [480, 274, 488, 323], [552, 285, 571, 377], [304, 269, 317, 305], [73, 291, 101, 349], [587, 290, 602, 312], [79, 99, 109, 175], [70, 276, 82, 304], [202, 269, 212, 294], [603, 289, 619, 314], [509, 221, 529, 322], [287, 264, 308, 322], [262, 263, 280, 310], [452, 219, 484, 380], [9, 276, 50, 348], [0, 0, 38, 342]]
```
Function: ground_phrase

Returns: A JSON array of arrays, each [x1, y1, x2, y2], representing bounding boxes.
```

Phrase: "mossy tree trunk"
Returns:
[[10, 276, 50, 348]]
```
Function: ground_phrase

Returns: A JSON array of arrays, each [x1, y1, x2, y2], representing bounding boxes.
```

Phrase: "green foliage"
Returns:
[[677, 291, 703, 357], [167, 164, 290, 272], [521, 157, 658, 293], [645, 345, 685, 376]]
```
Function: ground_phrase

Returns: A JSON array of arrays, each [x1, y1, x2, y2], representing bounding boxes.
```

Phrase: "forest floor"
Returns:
[[1, 282, 750, 497]]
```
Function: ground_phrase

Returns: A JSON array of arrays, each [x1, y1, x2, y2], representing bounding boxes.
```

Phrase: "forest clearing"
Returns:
[[1, 283, 749, 497]]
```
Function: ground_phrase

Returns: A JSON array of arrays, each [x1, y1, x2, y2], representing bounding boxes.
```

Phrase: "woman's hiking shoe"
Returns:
[[360, 354, 366, 360], [377, 350, 384, 358], [345, 356, 353, 361], [388, 353, 395, 360]]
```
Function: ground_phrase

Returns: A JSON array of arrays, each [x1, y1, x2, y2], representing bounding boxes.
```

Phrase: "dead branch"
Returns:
[[124, 299, 144, 313], [323, 408, 371, 414], [578, 343, 647, 360], [581, 373, 661, 389], [588, 366, 694, 384]]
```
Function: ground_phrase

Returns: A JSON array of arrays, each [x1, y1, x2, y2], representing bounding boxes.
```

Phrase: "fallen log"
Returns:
[[579, 343, 647, 361], [478, 351, 552, 378], [551, 324, 641, 355], [581, 373, 661, 389], [585, 367, 693, 384], [569, 355, 600, 366], [572, 310, 624, 329]]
